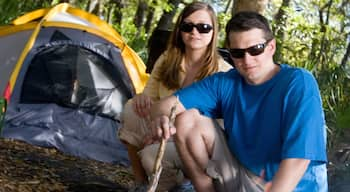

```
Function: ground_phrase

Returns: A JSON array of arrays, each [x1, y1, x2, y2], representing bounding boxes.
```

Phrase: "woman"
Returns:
[[118, 2, 232, 191]]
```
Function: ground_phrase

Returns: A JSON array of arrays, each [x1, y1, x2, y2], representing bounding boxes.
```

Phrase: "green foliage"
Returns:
[[70, 0, 90, 10], [337, 107, 350, 129], [0, 0, 51, 24], [114, 20, 149, 62], [217, 12, 231, 47], [270, 0, 350, 144], [111, 1, 151, 63], [153, 0, 174, 12]]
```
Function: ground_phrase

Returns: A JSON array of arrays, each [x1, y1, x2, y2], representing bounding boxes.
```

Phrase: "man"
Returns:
[[150, 11, 327, 192]]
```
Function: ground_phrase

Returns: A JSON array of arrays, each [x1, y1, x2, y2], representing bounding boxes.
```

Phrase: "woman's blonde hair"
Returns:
[[157, 1, 220, 90]]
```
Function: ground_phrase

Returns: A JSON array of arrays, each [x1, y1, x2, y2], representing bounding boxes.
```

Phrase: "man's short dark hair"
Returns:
[[225, 11, 274, 45]]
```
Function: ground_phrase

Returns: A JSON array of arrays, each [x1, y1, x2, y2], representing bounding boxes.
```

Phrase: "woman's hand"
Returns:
[[132, 94, 153, 118]]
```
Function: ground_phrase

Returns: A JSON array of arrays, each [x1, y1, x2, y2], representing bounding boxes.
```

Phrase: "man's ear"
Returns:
[[268, 38, 276, 55]]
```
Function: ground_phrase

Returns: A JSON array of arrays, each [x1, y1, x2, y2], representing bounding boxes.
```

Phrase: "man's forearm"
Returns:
[[269, 158, 310, 192], [150, 95, 185, 119]]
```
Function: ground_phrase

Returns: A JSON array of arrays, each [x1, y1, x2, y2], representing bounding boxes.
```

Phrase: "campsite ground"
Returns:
[[0, 130, 349, 192], [0, 138, 134, 192]]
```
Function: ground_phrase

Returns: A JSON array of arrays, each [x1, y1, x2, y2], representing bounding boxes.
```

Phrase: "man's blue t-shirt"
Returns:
[[175, 64, 327, 191]]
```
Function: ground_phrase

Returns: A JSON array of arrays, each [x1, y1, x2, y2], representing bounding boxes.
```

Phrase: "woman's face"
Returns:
[[180, 9, 214, 52]]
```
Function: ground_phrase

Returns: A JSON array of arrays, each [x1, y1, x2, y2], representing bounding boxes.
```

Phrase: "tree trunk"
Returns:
[[144, 7, 155, 34], [98, 0, 105, 19], [225, 0, 233, 14], [232, 0, 269, 15], [134, 0, 148, 30], [272, 0, 291, 62], [112, 0, 124, 25], [273, 0, 291, 33], [156, 0, 181, 30], [106, 3, 115, 24], [88, 0, 99, 14], [145, 0, 180, 73], [314, 0, 333, 72], [341, 38, 350, 68]]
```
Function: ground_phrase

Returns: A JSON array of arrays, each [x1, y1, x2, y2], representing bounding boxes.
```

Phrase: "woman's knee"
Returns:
[[121, 99, 134, 123], [119, 99, 149, 148]]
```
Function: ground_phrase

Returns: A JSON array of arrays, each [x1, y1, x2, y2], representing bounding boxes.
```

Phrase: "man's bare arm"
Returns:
[[150, 95, 186, 140], [268, 158, 310, 192]]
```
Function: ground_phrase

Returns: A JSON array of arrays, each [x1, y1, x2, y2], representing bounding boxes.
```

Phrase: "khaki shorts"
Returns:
[[207, 121, 265, 192], [118, 99, 149, 148], [119, 100, 183, 191], [139, 141, 185, 191], [138, 119, 265, 192]]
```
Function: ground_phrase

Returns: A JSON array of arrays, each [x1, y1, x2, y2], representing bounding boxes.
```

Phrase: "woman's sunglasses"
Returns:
[[229, 40, 271, 59], [180, 22, 213, 34]]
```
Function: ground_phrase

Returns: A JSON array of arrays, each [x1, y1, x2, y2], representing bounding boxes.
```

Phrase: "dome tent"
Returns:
[[0, 3, 149, 165]]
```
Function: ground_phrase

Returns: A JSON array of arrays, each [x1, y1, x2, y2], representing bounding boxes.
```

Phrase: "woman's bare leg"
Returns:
[[126, 143, 147, 183]]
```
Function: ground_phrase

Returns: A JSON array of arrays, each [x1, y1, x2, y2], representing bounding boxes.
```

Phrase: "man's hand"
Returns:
[[148, 95, 184, 142], [151, 115, 177, 140], [142, 116, 177, 146]]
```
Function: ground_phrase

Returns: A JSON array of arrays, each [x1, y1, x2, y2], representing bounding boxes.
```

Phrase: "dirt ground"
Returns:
[[0, 138, 135, 192], [0, 129, 349, 192]]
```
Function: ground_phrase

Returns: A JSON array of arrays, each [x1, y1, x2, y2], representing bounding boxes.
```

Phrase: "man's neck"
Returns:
[[246, 62, 280, 85]]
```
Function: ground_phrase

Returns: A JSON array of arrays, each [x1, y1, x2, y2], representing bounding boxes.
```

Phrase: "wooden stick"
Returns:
[[146, 97, 178, 192]]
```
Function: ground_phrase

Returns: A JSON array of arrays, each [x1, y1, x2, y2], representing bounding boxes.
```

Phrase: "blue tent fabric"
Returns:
[[2, 103, 129, 166]]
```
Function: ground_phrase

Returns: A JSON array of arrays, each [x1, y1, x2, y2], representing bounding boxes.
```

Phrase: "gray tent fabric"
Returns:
[[2, 103, 129, 165], [1, 36, 132, 165]]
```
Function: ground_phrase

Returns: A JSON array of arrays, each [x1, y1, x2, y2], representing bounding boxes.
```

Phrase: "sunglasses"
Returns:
[[180, 22, 213, 33], [229, 40, 271, 59]]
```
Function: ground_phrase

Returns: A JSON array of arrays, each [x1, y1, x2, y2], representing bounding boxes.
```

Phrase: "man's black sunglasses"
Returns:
[[229, 39, 272, 59], [180, 22, 213, 33]]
